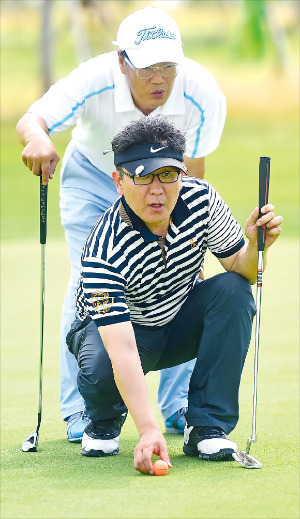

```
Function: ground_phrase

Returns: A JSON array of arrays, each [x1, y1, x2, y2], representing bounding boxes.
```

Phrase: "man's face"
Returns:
[[113, 167, 183, 236], [118, 52, 176, 115]]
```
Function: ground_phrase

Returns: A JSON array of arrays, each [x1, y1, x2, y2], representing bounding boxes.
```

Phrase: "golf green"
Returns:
[[1, 238, 298, 519], [1, 2, 298, 516]]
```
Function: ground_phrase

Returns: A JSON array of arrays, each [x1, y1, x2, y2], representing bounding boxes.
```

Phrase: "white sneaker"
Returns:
[[183, 425, 237, 460], [81, 415, 126, 457]]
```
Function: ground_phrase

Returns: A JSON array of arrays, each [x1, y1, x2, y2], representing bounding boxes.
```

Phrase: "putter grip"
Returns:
[[258, 156, 270, 252], [40, 176, 48, 245]]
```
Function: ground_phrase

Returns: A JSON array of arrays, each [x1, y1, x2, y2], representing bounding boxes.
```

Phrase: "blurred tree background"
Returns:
[[1, 0, 299, 240], [1, 5, 299, 518]]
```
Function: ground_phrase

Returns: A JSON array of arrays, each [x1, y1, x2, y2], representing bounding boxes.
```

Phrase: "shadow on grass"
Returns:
[[3, 434, 247, 483], [3, 438, 135, 478], [163, 432, 262, 479]]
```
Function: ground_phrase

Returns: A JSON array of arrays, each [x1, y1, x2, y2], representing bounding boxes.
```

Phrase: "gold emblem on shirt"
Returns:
[[91, 291, 114, 313], [190, 238, 197, 249]]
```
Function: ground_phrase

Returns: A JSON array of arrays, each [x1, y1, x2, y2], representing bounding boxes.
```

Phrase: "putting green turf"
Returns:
[[1, 3, 299, 516], [1, 238, 298, 519]]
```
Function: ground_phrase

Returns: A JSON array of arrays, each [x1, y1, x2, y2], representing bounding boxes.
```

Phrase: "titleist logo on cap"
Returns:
[[134, 26, 177, 45]]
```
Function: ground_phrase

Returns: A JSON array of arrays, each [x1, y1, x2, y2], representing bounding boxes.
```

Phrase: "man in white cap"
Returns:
[[16, 6, 227, 442]]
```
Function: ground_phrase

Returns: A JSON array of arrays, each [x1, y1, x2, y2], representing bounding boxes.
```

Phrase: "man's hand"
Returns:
[[245, 204, 283, 249], [219, 203, 283, 283], [16, 113, 60, 185], [134, 426, 171, 475], [21, 134, 60, 186]]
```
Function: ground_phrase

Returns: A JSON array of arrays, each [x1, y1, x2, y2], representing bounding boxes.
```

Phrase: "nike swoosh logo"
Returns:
[[150, 146, 167, 153]]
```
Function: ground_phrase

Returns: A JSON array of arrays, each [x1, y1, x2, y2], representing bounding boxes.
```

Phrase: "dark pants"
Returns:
[[67, 272, 256, 434]]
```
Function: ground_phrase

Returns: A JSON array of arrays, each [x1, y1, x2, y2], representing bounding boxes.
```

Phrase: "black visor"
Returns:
[[114, 143, 185, 177]]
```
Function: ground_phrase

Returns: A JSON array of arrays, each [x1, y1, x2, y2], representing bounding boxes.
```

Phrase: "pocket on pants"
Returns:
[[66, 316, 92, 359]]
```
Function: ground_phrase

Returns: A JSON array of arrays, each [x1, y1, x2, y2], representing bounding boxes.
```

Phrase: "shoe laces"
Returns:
[[92, 419, 121, 435], [67, 411, 82, 425], [195, 426, 227, 441], [82, 410, 89, 421], [67, 410, 89, 423], [169, 407, 187, 422], [176, 407, 187, 424]]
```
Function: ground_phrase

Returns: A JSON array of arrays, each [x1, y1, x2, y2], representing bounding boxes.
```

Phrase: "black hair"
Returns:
[[111, 115, 186, 154]]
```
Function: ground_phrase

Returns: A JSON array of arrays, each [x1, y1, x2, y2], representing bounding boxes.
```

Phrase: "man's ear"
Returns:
[[112, 170, 124, 195], [118, 50, 126, 75], [179, 171, 184, 191]]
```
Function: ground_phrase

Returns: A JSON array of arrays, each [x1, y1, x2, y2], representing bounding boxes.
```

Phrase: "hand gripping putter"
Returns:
[[233, 156, 270, 469], [22, 176, 48, 452]]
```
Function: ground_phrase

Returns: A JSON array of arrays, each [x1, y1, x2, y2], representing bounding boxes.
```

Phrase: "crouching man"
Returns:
[[66, 115, 282, 474]]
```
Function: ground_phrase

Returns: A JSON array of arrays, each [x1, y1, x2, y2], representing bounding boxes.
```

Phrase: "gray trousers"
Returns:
[[67, 272, 256, 434]]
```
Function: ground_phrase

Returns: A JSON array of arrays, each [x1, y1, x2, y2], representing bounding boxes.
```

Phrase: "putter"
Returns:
[[233, 156, 270, 470], [22, 176, 48, 452]]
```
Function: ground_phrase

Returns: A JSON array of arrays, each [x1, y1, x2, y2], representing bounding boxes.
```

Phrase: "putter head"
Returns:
[[232, 451, 262, 469], [22, 431, 39, 452]]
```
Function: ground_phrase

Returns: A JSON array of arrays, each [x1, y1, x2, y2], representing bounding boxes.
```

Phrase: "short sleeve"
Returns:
[[182, 59, 226, 159], [77, 256, 131, 327], [206, 184, 245, 257]]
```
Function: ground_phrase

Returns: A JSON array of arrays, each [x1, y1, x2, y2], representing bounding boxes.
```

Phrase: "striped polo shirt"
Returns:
[[76, 177, 245, 327]]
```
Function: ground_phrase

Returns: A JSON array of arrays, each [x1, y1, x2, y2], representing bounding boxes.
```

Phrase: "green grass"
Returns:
[[1, 238, 299, 519], [1, 115, 299, 241], [1, 122, 70, 241], [1, 2, 299, 518], [1, 110, 298, 517], [1, 3, 298, 241]]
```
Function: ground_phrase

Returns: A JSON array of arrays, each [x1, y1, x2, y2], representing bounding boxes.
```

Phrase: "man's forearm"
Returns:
[[229, 242, 268, 285], [219, 205, 282, 284], [16, 113, 49, 146], [184, 155, 205, 179], [99, 322, 159, 437]]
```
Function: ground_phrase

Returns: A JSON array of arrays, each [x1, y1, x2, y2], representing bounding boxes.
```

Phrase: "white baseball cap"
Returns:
[[113, 6, 184, 68]]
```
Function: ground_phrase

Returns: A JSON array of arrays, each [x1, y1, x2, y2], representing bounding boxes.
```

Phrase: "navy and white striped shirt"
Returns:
[[76, 177, 245, 327]]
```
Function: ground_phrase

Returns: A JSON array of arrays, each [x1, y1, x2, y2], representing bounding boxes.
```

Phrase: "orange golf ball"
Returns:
[[153, 459, 169, 476]]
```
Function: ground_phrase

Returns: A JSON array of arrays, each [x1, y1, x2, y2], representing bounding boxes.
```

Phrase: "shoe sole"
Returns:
[[165, 427, 184, 434], [68, 437, 82, 443], [81, 447, 119, 457], [183, 444, 234, 461]]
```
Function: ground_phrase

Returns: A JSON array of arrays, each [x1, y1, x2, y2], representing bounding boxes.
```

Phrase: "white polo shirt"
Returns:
[[28, 51, 226, 176]]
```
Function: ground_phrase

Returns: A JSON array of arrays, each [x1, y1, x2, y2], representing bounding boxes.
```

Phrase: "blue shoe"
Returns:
[[67, 411, 89, 443], [164, 407, 187, 434]]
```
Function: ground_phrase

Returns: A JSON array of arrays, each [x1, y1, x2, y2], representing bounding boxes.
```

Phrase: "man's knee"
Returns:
[[67, 318, 104, 372], [66, 317, 92, 359], [67, 318, 116, 397], [217, 272, 256, 315]]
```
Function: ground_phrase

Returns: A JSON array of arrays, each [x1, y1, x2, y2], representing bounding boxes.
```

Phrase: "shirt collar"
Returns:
[[121, 196, 158, 242], [120, 191, 191, 243], [171, 193, 191, 226], [114, 65, 137, 113]]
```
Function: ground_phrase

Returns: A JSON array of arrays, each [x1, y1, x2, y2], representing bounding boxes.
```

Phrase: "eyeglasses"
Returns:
[[121, 169, 181, 185], [122, 52, 179, 80]]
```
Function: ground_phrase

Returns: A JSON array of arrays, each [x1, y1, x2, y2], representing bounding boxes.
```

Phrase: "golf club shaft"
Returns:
[[246, 252, 263, 452], [37, 177, 48, 433], [37, 242, 45, 431], [246, 157, 270, 454]]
